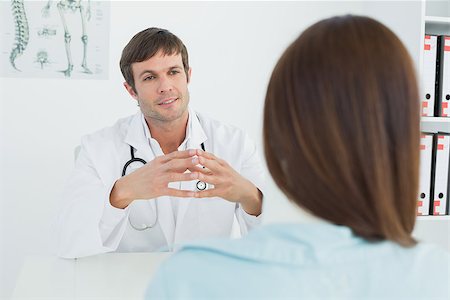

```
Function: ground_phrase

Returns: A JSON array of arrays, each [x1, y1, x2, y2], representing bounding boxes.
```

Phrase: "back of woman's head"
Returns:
[[264, 15, 420, 247]]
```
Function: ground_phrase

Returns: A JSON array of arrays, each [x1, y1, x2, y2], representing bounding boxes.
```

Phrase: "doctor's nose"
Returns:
[[157, 77, 173, 94]]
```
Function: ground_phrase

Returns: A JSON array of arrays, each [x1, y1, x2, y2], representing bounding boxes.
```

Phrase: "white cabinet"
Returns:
[[414, 0, 450, 251]]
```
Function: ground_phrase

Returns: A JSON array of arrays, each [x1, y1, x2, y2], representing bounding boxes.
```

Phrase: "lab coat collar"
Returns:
[[186, 107, 208, 150], [123, 112, 151, 160]]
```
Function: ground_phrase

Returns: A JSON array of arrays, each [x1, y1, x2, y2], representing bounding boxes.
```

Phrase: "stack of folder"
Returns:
[[423, 35, 450, 117], [418, 133, 450, 216], [418, 34, 450, 216]]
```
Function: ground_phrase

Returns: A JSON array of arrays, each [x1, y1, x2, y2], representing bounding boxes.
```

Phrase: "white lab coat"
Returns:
[[55, 108, 265, 258]]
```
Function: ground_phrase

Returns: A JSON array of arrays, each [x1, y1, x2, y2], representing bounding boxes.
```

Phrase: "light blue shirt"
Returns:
[[146, 223, 450, 299]]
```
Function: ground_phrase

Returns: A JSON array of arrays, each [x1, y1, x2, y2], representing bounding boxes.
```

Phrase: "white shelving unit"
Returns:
[[421, 117, 450, 133], [419, 4, 450, 134], [424, 16, 450, 24], [417, 215, 450, 221], [413, 0, 450, 251], [420, 11, 450, 133]]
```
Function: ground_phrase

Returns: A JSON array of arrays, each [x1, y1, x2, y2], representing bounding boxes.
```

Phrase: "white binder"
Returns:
[[437, 36, 450, 117], [432, 134, 450, 215], [422, 35, 438, 117], [418, 134, 434, 215]]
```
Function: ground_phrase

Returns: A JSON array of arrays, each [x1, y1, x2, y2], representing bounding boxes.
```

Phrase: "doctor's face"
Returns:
[[125, 51, 191, 124]]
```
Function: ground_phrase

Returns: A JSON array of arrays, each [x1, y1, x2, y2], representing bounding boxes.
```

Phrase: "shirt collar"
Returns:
[[140, 106, 207, 150]]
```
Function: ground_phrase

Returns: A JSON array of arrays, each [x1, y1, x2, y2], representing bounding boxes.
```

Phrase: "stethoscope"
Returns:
[[122, 135, 208, 231]]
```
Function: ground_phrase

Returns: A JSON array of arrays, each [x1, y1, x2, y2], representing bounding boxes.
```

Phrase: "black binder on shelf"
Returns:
[[423, 35, 439, 117], [430, 133, 450, 215], [437, 36, 450, 118], [418, 133, 434, 215]]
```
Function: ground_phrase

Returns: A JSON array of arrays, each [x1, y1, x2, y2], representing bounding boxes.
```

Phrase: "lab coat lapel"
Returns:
[[123, 112, 176, 247], [174, 109, 208, 241], [123, 113, 153, 162]]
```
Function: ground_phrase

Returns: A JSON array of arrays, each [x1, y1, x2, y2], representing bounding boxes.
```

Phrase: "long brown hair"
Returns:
[[264, 15, 420, 246]]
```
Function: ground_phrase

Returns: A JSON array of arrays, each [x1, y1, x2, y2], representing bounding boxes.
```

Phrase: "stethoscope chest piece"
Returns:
[[196, 180, 207, 191]]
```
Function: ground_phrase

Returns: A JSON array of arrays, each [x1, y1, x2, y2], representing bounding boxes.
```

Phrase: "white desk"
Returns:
[[12, 253, 170, 300]]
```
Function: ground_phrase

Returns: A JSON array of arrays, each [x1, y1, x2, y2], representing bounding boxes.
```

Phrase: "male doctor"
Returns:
[[55, 28, 264, 258]]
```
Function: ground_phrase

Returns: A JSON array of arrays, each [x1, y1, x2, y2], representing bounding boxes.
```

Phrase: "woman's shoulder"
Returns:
[[148, 224, 450, 299], [167, 224, 450, 281]]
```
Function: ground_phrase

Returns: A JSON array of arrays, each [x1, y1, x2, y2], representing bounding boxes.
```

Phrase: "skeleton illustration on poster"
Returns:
[[1, 0, 110, 79]]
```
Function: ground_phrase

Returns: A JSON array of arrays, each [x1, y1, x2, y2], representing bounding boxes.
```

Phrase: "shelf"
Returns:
[[425, 16, 450, 25], [424, 16, 450, 36], [417, 215, 450, 221], [421, 117, 450, 123], [420, 117, 450, 133]]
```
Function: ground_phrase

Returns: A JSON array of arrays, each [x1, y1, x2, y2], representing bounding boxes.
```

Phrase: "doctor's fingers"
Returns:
[[196, 149, 220, 160], [196, 149, 226, 164], [162, 172, 200, 183], [187, 165, 213, 175], [162, 156, 199, 172], [159, 149, 196, 163], [163, 187, 195, 198], [196, 156, 227, 173], [193, 188, 222, 199], [197, 172, 221, 185]]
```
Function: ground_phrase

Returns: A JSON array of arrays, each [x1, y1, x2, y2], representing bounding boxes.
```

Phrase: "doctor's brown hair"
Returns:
[[264, 15, 420, 246], [120, 27, 190, 93]]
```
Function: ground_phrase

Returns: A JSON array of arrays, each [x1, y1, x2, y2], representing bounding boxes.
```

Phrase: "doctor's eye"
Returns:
[[143, 75, 155, 81], [169, 70, 180, 75]]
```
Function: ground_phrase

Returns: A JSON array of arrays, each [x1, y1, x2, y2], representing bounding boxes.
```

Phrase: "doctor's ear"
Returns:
[[124, 82, 138, 100], [186, 68, 192, 84]]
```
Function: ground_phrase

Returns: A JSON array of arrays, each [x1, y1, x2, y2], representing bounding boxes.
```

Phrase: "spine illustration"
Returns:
[[10, 0, 30, 71]]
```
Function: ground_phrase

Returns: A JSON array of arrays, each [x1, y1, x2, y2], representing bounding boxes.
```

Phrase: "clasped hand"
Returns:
[[110, 149, 261, 214]]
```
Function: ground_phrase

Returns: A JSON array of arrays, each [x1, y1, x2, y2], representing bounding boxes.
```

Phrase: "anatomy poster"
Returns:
[[1, 0, 110, 79]]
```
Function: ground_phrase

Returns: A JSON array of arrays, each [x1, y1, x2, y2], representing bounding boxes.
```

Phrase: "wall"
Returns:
[[0, 1, 423, 298]]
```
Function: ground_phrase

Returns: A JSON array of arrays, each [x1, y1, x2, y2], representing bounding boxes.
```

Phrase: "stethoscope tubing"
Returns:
[[122, 146, 147, 176]]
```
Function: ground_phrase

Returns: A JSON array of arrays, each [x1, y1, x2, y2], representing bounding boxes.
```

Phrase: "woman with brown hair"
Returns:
[[146, 15, 449, 299]]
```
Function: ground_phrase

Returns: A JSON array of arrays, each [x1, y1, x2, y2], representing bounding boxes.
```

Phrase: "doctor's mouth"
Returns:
[[158, 97, 179, 107]]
